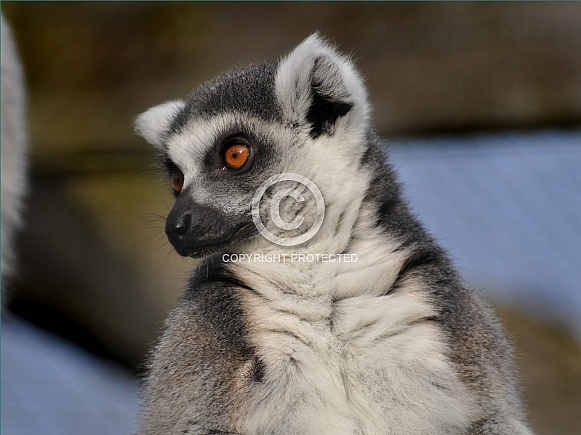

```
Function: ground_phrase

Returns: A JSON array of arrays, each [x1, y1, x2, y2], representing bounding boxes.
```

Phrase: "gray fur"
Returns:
[[1, 15, 28, 301], [136, 34, 532, 434]]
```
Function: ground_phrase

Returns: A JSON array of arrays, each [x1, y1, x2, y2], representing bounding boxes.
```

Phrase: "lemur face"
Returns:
[[136, 35, 371, 257], [158, 108, 285, 258]]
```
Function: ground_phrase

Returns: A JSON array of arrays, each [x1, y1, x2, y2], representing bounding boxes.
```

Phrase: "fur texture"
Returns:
[[136, 34, 532, 434], [1, 15, 28, 299]]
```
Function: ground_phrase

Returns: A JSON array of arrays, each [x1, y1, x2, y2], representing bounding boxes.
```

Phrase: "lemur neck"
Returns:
[[227, 158, 408, 300]]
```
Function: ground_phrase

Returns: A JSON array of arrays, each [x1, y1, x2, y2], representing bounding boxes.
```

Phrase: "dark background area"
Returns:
[[2, 3, 580, 434]]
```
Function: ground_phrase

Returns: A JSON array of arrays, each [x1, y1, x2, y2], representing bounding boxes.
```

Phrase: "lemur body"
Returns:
[[136, 35, 532, 434]]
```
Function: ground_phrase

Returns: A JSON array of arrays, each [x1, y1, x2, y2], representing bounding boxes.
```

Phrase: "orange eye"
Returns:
[[224, 144, 249, 170], [171, 171, 184, 193]]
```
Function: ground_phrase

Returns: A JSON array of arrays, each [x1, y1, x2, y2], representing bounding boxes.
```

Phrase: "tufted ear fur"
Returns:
[[134, 100, 184, 149], [274, 34, 370, 138]]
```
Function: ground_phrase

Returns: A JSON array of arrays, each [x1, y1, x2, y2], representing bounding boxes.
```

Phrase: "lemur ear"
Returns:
[[275, 34, 369, 137], [134, 100, 185, 149]]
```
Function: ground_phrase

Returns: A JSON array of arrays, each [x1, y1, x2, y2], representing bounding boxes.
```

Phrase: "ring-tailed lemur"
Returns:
[[136, 34, 532, 434]]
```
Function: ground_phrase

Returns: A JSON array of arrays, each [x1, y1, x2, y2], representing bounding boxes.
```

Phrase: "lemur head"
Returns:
[[136, 34, 374, 258]]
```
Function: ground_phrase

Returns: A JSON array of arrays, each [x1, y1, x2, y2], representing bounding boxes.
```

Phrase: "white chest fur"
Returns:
[[229, 248, 476, 435]]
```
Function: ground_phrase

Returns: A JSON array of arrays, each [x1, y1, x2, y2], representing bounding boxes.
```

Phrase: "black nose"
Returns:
[[165, 208, 191, 245], [164, 194, 244, 258]]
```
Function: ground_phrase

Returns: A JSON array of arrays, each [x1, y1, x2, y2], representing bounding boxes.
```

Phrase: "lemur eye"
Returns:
[[223, 144, 249, 170], [171, 171, 184, 193]]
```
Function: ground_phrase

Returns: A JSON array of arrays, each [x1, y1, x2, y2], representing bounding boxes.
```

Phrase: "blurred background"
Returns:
[[1, 3, 580, 434]]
